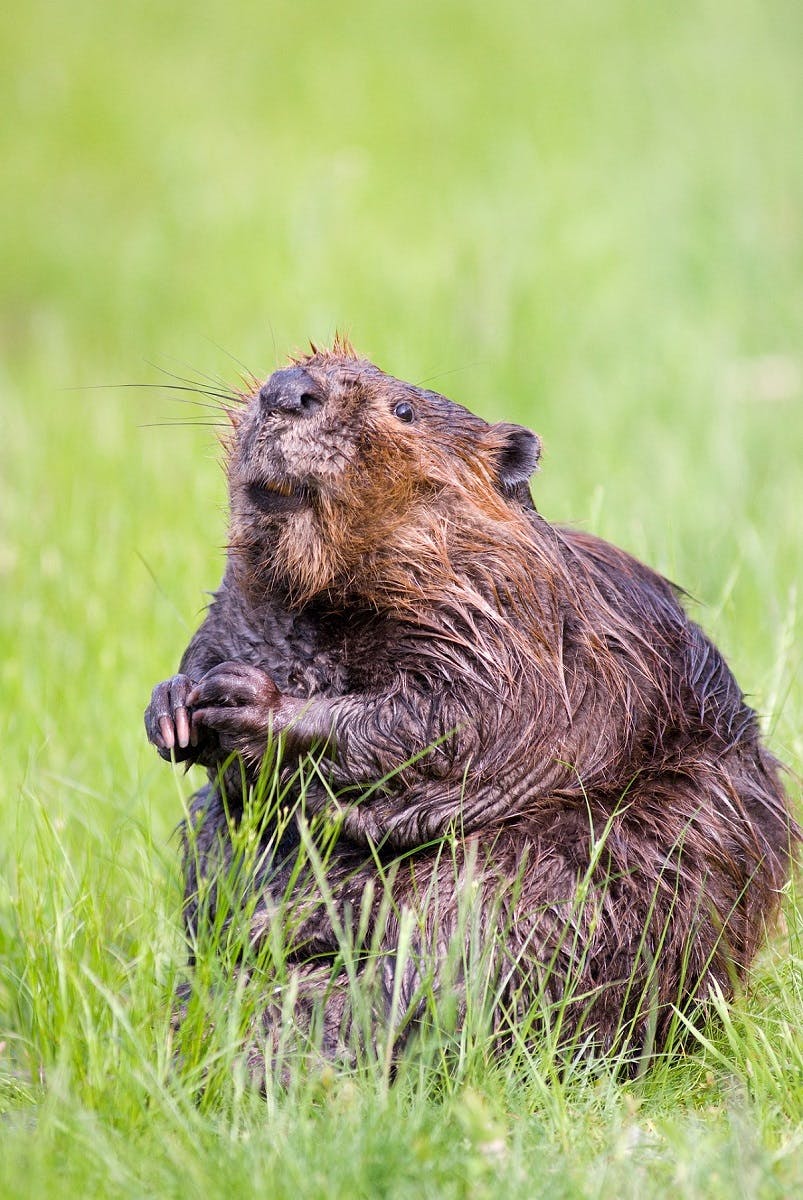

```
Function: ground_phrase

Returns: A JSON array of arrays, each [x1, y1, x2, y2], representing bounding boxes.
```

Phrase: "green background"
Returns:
[[1, 1, 801, 1195]]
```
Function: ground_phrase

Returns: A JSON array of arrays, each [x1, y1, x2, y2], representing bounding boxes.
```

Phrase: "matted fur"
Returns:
[[146, 345, 798, 1069]]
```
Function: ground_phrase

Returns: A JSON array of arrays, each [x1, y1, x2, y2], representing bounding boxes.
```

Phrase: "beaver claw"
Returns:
[[145, 674, 198, 760]]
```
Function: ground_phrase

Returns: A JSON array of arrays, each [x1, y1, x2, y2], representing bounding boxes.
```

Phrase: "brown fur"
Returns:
[[145, 343, 798, 1071]]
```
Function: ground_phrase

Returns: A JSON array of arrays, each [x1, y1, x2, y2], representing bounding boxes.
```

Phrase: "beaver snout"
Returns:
[[259, 366, 325, 418]]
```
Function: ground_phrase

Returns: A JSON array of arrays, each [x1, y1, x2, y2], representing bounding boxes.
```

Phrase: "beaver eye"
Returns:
[[394, 401, 415, 423]]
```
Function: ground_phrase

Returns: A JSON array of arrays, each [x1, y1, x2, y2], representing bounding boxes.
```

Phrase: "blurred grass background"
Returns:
[[0, 0, 801, 1195]]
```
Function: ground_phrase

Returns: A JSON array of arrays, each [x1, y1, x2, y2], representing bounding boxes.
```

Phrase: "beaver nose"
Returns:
[[258, 367, 324, 417]]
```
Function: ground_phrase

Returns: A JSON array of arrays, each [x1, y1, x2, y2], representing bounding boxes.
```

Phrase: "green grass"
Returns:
[[1, 0, 802, 1194]]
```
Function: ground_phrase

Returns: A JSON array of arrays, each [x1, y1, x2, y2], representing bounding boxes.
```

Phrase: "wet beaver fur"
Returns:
[[145, 338, 797, 1070]]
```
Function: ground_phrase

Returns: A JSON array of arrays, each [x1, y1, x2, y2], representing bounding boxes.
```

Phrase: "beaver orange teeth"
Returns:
[[268, 480, 293, 497], [249, 479, 292, 496], [244, 480, 309, 515], [247, 478, 294, 497]]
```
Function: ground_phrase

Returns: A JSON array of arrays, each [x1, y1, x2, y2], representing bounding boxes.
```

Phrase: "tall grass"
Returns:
[[2, 751, 801, 1196], [1, 0, 801, 1194]]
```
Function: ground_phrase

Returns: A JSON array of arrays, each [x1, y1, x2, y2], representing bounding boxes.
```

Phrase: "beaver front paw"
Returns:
[[186, 661, 282, 759]]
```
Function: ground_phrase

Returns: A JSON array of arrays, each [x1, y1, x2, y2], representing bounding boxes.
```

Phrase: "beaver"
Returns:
[[145, 337, 797, 1071]]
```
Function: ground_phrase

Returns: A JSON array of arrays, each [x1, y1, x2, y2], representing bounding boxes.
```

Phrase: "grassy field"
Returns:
[[1, 0, 802, 1195]]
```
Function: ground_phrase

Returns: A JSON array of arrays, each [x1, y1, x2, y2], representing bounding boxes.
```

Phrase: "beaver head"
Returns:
[[227, 340, 541, 606]]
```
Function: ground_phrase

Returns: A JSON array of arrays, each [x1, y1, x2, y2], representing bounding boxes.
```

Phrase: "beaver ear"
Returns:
[[490, 423, 541, 488]]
